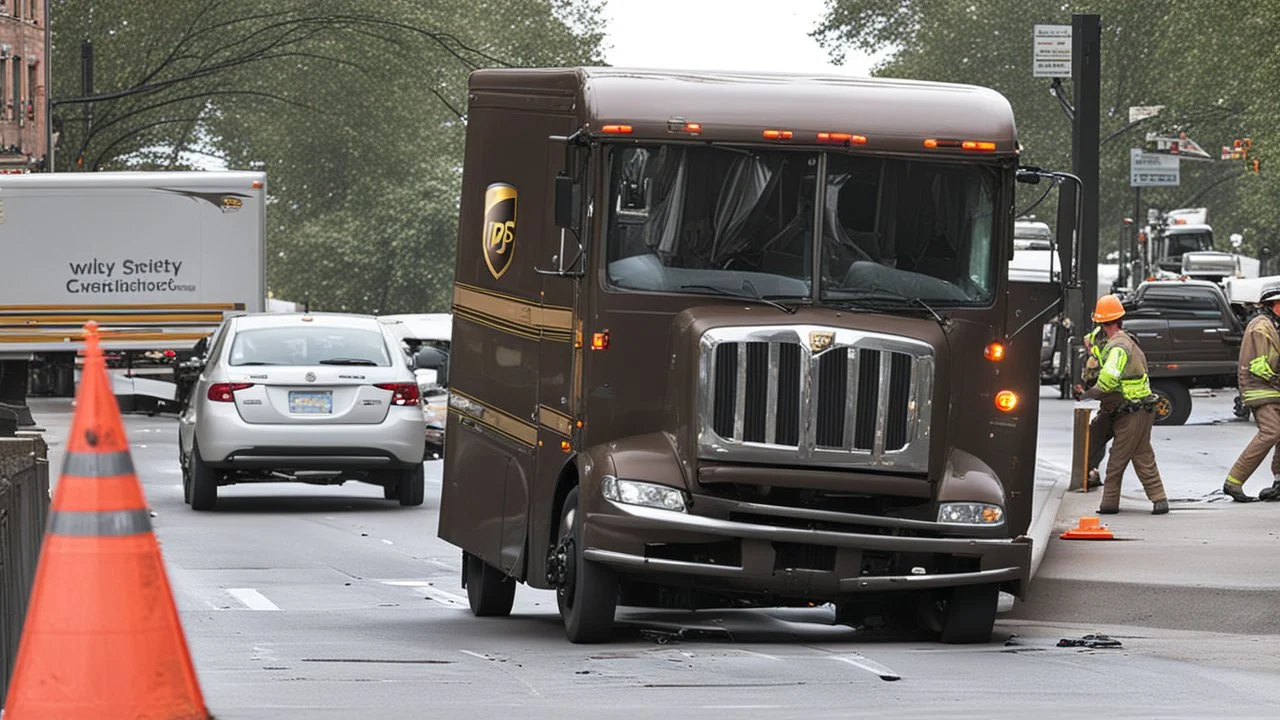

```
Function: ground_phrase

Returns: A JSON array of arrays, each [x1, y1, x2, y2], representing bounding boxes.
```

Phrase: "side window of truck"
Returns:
[[1138, 287, 1222, 320]]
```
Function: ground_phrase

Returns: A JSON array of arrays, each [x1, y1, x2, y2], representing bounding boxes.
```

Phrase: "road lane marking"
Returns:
[[378, 580, 469, 609], [459, 650, 543, 697], [735, 649, 781, 661], [381, 539, 394, 545], [227, 588, 281, 611], [830, 653, 901, 681]]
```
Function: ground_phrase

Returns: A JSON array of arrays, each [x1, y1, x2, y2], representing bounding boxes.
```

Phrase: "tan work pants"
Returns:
[[1087, 410, 1114, 474], [1100, 407, 1167, 511], [1228, 402, 1280, 485]]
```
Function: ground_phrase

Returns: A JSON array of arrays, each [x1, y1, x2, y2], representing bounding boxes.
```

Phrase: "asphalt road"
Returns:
[[28, 398, 1280, 720]]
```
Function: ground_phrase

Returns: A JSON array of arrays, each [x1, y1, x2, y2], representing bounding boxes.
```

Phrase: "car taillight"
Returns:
[[376, 382, 421, 406], [208, 383, 253, 402]]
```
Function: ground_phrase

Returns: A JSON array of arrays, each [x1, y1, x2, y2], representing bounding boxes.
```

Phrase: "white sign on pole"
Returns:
[[1130, 149, 1180, 187], [1033, 25, 1072, 77], [1128, 105, 1163, 124]]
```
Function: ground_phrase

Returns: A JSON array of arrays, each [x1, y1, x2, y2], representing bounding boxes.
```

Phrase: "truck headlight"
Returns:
[[937, 502, 1004, 526], [601, 475, 687, 512]]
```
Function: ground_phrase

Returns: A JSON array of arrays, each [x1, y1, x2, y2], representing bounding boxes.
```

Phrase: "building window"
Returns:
[[11, 56, 19, 125]]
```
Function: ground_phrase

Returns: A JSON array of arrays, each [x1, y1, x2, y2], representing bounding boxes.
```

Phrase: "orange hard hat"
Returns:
[[1092, 294, 1125, 323]]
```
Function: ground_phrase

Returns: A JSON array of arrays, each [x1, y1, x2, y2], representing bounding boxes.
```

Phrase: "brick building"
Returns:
[[0, 0, 45, 172]]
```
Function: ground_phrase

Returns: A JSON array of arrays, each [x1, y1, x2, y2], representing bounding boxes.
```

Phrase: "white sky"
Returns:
[[600, 0, 881, 75]]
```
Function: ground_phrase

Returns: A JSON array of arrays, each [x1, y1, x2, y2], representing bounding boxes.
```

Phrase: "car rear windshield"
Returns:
[[228, 326, 392, 367]]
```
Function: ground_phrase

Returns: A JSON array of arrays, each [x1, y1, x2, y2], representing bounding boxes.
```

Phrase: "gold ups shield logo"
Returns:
[[483, 183, 517, 280], [809, 331, 835, 353]]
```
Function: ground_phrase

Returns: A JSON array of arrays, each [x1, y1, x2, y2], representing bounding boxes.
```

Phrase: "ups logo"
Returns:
[[483, 183, 517, 279]]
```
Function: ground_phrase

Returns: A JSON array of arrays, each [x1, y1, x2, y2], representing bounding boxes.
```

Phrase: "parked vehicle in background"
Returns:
[[1121, 279, 1243, 425], [0, 171, 267, 411], [177, 312, 426, 510], [380, 313, 452, 459]]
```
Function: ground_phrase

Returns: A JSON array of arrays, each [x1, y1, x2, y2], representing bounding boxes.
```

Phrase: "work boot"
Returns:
[[1152, 499, 1169, 515], [1097, 506, 1119, 515], [1087, 469, 1101, 489], [1223, 481, 1258, 503], [1259, 480, 1280, 502]]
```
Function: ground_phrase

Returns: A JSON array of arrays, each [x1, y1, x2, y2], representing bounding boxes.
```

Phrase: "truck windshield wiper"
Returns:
[[318, 358, 380, 366], [828, 288, 947, 326], [679, 284, 800, 314]]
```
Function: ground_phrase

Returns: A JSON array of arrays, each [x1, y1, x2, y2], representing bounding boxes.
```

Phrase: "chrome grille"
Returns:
[[698, 326, 934, 471]]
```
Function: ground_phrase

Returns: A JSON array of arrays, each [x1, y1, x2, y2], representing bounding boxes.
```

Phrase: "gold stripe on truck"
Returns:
[[452, 283, 572, 342], [448, 389, 538, 447], [538, 405, 574, 437]]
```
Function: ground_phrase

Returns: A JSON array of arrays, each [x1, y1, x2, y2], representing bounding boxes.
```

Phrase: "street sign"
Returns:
[[1128, 105, 1163, 124], [1144, 132, 1212, 161], [1033, 25, 1072, 77], [1130, 149, 1180, 187]]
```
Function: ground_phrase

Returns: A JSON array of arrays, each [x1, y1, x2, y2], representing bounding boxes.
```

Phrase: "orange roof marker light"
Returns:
[[962, 140, 997, 152], [818, 132, 867, 145], [601, 124, 633, 134], [763, 129, 794, 140], [984, 342, 1006, 362]]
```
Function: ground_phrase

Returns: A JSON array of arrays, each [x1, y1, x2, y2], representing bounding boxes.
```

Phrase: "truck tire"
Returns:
[[398, 464, 425, 507], [464, 551, 516, 617], [939, 583, 999, 644], [189, 440, 218, 511], [555, 487, 617, 643], [1150, 379, 1192, 426]]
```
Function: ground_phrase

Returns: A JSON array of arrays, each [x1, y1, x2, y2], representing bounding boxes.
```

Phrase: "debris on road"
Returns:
[[1057, 634, 1122, 649]]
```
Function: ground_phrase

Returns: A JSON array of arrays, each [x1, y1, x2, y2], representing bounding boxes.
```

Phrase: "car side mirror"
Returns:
[[554, 173, 578, 230]]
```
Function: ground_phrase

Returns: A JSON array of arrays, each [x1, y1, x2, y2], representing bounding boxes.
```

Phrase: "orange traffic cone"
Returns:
[[1060, 516, 1115, 540], [3, 321, 208, 719]]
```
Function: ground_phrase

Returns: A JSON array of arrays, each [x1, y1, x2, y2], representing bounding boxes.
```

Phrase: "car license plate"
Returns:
[[289, 390, 333, 414]]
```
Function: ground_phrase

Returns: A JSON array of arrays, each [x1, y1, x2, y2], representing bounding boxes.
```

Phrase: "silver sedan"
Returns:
[[177, 312, 427, 510]]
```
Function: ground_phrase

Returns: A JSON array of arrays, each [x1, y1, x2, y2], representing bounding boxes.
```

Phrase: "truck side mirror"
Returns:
[[554, 173, 578, 230], [414, 347, 449, 386]]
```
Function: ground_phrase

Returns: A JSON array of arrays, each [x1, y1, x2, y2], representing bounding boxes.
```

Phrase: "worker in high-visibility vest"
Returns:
[[1076, 325, 1112, 489], [1080, 295, 1169, 515], [1225, 284, 1280, 502]]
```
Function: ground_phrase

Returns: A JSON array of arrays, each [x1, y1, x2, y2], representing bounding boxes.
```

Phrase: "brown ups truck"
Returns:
[[431, 67, 1062, 644]]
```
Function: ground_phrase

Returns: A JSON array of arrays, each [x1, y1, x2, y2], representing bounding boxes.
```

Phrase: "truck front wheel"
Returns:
[[939, 583, 999, 644], [1150, 379, 1192, 426], [555, 487, 617, 643]]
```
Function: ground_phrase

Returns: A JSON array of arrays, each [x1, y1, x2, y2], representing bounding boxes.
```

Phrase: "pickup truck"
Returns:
[[1121, 279, 1243, 425]]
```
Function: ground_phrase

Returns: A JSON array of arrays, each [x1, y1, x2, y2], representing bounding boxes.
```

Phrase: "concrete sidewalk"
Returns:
[[1016, 389, 1280, 635]]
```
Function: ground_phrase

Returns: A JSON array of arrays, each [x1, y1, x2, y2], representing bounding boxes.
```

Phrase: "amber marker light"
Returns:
[[962, 140, 997, 152], [763, 129, 794, 140], [591, 330, 610, 351], [984, 342, 1006, 362], [817, 132, 867, 145], [995, 390, 1019, 412], [601, 124, 633, 134]]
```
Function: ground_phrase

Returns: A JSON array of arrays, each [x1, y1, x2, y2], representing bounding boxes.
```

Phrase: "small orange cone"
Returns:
[[3, 322, 208, 719], [1060, 515, 1115, 540]]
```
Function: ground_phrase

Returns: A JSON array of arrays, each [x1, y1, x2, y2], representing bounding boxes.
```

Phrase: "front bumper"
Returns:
[[584, 493, 1031, 600]]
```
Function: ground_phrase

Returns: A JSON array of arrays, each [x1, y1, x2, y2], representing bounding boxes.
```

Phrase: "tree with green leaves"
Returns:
[[814, 0, 1280, 264], [49, 0, 606, 312]]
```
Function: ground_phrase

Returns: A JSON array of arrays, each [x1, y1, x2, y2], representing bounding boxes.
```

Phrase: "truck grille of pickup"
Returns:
[[700, 326, 933, 471]]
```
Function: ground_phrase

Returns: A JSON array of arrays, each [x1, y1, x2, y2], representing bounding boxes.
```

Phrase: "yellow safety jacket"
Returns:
[[1238, 313, 1280, 407], [1089, 330, 1152, 405]]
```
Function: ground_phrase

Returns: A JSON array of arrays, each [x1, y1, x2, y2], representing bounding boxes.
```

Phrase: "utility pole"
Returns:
[[1067, 13, 1101, 392]]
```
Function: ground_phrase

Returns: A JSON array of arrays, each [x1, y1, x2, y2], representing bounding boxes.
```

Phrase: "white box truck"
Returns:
[[0, 171, 267, 411]]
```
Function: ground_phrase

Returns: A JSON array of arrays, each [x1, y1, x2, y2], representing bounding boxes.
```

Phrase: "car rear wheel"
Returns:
[[555, 487, 617, 643], [398, 463, 425, 507], [1150, 379, 1192, 426], [189, 440, 218, 511], [464, 551, 516, 617]]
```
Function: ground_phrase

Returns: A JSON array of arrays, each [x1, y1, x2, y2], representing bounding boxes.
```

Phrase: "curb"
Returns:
[[1028, 459, 1072, 580]]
